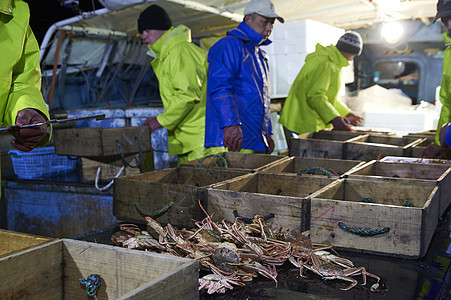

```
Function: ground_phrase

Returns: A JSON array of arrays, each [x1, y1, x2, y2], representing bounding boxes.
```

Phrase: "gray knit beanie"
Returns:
[[336, 31, 363, 56]]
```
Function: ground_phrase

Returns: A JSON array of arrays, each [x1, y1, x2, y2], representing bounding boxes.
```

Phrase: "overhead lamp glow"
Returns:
[[381, 22, 404, 44]]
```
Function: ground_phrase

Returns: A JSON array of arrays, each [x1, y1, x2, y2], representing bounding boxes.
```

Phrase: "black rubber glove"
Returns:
[[9, 108, 48, 152]]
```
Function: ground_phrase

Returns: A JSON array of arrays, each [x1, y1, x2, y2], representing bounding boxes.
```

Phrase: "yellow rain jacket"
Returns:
[[279, 44, 351, 135], [0, 0, 50, 127], [148, 25, 208, 156], [435, 32, 451, 145]]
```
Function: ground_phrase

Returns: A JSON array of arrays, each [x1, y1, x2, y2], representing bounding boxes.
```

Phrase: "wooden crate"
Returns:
[[0, 229, 53, 258], [346, 160, 451, 217], [0, 239, 198, 299], [113, 167, 250, 227], [54, 126, 151, 156], [207, 172, 336, 232], [344, 135, 426, 161], [289, 131, 367, 158], [180, 151, 289, 172], [405, 130, 436, 139], [260, 156, 365, 177], [309, 178, 440, 258]]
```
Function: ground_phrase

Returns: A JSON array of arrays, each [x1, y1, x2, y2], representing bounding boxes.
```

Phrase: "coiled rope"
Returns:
[[297, 167, 333, 178], [195, 154, 228, 169], [79, 274, 101, 297]]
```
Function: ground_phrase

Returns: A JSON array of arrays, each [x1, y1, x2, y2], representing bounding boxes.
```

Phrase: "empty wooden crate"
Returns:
[[290, 131, 365, 159], [310, 178, 440, 258], [345, 160, 451, 217], [207, 172, 336, 232], [260, 156, 365, 177], [0, 229, 53, 258], [114, 167, 250, 227], [180, 151, 289, 172], [344, 135, 426, 161], [0, 239, 198, 299]]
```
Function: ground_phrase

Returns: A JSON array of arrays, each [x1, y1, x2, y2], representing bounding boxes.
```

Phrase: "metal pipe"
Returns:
[[39, 8, 110, 63]]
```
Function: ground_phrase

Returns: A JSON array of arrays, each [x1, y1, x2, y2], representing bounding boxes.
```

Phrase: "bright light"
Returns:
[[381, 22, 404, 44]]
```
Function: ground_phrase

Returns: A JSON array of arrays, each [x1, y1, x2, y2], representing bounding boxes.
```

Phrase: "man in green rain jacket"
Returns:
[[138, 5, 221, 165], [279, 32, 364, 135], [423, 0, 451, 158], [1, 0, 51, 186]]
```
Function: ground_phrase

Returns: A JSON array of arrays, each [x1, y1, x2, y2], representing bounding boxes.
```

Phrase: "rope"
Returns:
[[115, 137, 142, 168], [297, 167, 333, 178], [403, 201, 415, 207], [338, 221, 390, 236], [94, 165, 125, 191], [134, 198, 175, 218], [79, 274, 101, 297], [362, 197, 373, 203], [233, 210, 275, 224], [194, 154, 228, 169]]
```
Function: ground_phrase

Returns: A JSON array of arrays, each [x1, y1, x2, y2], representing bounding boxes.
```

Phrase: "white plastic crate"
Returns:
[[8, 146, 77, 179]]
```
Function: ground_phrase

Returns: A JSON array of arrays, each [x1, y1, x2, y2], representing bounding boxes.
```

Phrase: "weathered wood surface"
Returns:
[[309, 178, 439, 258], [346, 160, 451, 217], [181, 151, 289, 172], [80, 154, 142, 182], [0, 229, 54, 258], [344, 136, 426, 161], [208, 172, 336, 232], [114, 167, 250, 226], [289, 131, 367, 159], [260, 156, 365, 177], [54, 126, 151, 156], [0, 239, 199, 300]]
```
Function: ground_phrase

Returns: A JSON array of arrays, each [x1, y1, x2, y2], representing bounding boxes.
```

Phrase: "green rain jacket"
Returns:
[[435, 32, 451, 145], [148, 25, 208, 156], [0, 0, 50, 127], [279, 44, 351, 135]]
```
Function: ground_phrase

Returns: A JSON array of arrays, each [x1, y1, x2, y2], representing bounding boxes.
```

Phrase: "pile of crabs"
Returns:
[[111, 203, 381, 295]]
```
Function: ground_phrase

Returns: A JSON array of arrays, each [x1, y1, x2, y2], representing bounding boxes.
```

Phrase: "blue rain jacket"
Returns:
[[205, 22, 273, 152]]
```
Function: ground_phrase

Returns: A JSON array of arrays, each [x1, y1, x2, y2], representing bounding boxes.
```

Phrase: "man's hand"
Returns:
[[346, 112, 364, 125], [143, 116, 163, 133], [9, 108, 48, 152], [223, 125, 242, 152], [422, 143, 446, 159], [331, 116, 354, 131], [266, 135, 275, 154]]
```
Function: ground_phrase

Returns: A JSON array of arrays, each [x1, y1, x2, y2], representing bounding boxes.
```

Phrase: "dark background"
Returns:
[[25, 0, 104, 45]]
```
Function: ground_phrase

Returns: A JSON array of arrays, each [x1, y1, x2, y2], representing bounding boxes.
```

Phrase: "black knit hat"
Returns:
[[336, 31, 363, 56], [433, 0, 451, 23], [137, 5, 172, 33]]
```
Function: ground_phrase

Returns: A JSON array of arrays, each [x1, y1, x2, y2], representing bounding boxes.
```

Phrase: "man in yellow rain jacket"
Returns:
[[1, 0, 51, 184], [423, 0, 451, 158], [138, 5, 221, 164], [279, 32, 363, 135]]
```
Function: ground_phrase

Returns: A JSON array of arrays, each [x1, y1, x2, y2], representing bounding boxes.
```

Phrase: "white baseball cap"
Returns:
[[244, 0, 285, 23]]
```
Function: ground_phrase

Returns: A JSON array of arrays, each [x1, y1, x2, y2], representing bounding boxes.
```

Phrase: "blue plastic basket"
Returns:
[[8, 146, 78, 179]]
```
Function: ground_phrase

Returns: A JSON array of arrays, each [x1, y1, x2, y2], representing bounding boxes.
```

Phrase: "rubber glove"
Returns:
[[9, 108, 48, 152], [422, 143, 446, 159], [223, 125, 242, 152], [143, 116, 163, 133], [266, 135, 275, 154], [331, 116, 354, 131]]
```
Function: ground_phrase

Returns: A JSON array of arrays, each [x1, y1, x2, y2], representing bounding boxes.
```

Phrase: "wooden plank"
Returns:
[[260, 156, 365, 177], [80, 154, 142, 183], [181, 151, 288, 172], [0, 240, 63, 299], [54, 126, 151, 156], [309, 178, 439, 258], [0, 229, 54, 258]]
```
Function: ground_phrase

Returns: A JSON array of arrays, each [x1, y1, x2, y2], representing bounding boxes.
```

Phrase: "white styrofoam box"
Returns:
[[66, 108, 126, 128], [267, 19, 344, 98], [362, 109, 436, 134], [267, 19, 344, 55], [269, 53, 306, 98]]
